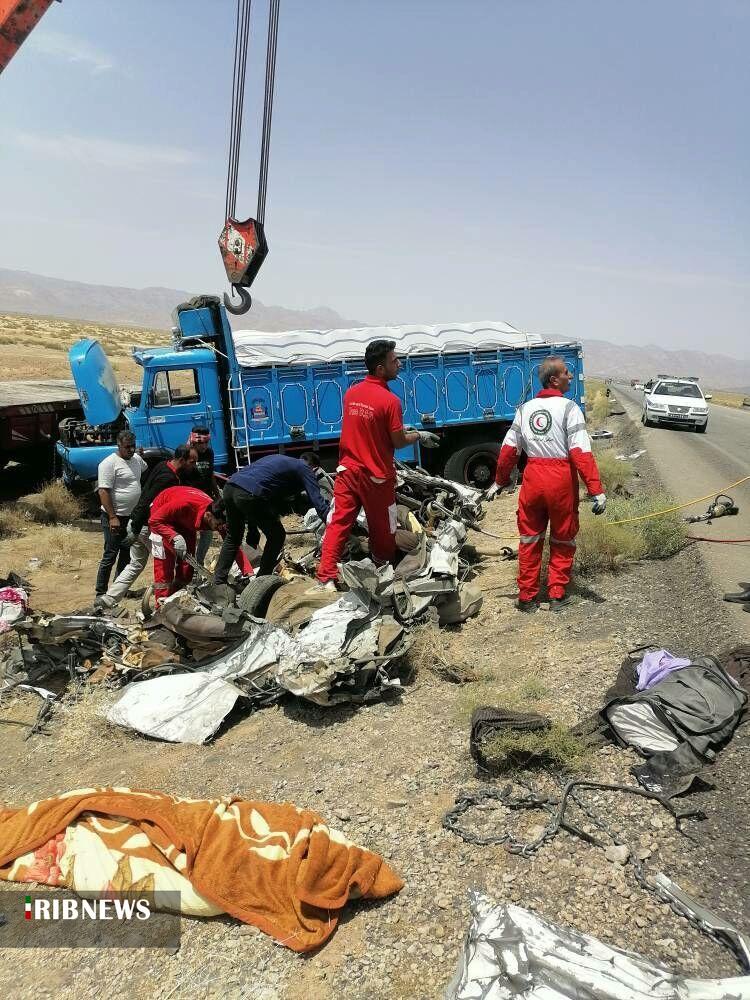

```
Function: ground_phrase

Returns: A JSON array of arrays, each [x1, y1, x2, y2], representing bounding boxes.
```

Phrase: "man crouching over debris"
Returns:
[[148, 486, 252, 605], [316, 339, 439, 589], [490, 356, 606, 612], [213, 452, 330, 582]]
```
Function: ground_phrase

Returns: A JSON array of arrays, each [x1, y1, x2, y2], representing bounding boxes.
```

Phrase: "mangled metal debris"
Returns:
[[445, 892, 750, 1000], [1, 466, 486, 743]]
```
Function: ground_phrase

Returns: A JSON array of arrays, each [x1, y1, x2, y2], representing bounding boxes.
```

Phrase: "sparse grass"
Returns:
[[591, 448, 633, 495], [44, 525, 85, 570], [0, 506, 28, 539], [480, 723, 591, 773], [56, 682, 117, 757], [516, 678, 548, 702], [590, 389, 610, 425], [577, 490, 687, 576], [576, 515, 641, 575], [408, 624, 477, 683], [707, 390, 749, 410], [614, 492, 687, 561], [38, 481, 83, 523], [456, 674, 552, 721]]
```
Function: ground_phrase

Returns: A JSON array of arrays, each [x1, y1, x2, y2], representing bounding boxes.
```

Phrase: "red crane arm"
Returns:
[[0, 0, 59, 75]]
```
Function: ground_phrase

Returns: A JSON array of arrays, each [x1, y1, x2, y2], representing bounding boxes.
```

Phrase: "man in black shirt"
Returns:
[[95, 445, 197, 607], [183, 427, 219, 564]]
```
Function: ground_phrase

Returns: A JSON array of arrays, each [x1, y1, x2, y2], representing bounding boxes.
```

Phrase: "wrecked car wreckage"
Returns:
[[0, 469, 488, 744]]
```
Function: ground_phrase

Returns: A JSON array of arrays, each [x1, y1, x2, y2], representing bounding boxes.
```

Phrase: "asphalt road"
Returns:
[[617, 386, 750, 639]]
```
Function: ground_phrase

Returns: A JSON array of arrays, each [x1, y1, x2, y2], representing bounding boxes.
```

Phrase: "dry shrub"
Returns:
[[39, 481, 83, 523], [56, 683, 117, 757], [590, 448, 633, 495], [480, 723, 591, 773], [576, 515, 640, 575], [44, 526, 85, 569], [577, 491, 687, 575], [0, 506, 28, 539], [590, 389, 610, 425], [615, 492, 687, 560], [407, 623, 477, 683]]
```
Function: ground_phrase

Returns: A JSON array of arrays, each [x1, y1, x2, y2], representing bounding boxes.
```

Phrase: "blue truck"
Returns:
[[56, 296, 586, 489]]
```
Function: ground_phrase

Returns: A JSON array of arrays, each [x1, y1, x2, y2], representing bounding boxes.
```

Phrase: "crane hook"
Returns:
[[223, 284, 252, 316]]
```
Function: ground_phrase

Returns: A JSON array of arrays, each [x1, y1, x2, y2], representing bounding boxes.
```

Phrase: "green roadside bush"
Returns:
[[592, 448, 633, 495], [577, 491, 687, 575]]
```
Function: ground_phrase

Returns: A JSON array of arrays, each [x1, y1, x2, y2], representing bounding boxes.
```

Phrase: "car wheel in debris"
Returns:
[[237, 574, 287, 617], [444, 442, 501, 488]]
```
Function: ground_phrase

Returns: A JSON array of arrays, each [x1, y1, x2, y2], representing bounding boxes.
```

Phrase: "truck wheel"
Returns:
[[237, 574, 287, 617], [444, 442, 501, 488]]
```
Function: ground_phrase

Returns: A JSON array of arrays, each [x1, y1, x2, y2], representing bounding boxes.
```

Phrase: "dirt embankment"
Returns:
[[0, 401, 747, 1000]]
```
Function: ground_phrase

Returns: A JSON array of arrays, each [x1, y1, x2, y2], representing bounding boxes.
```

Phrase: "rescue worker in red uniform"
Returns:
[[148, 486, 253, 605], [490, 356, 607, 612], [316, 339, 439, 588]]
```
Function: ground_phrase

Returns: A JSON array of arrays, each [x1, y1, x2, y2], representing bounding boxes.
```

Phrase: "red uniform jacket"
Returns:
[[148, 486, 252, 574]]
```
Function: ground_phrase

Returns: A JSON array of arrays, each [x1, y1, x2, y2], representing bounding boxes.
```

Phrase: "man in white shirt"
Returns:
[[94, 430, 147, 598]]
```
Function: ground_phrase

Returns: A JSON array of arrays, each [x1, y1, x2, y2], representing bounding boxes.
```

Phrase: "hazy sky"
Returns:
[[1, 0, 748, 357]]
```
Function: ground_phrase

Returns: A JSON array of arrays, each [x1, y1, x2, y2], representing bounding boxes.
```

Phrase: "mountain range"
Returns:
[[1, 267, 747, 391]]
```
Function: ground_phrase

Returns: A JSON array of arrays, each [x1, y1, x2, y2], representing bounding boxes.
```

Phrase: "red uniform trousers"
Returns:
[[151, 530, 196, 605], [317, 466, 397, 583], [516, 458, 579, 601]]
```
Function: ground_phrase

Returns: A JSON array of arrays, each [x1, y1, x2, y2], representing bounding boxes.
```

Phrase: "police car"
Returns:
[[641, 376, 709, 433]]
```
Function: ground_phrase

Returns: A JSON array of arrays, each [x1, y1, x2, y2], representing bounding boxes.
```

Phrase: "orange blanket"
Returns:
[[0, 787, 403, 952]]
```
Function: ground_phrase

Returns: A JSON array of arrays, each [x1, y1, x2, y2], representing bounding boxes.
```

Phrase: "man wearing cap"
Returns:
[[182, 426, 219, 565]]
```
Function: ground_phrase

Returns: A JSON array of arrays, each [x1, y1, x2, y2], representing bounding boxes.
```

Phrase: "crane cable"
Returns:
[[224, 0, 280, 225], [257, 0, 280, 225], [225, 0, 252, 221]]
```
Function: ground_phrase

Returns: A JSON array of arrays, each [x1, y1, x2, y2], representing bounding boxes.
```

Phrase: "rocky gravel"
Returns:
[[1, 404, 748, 998]]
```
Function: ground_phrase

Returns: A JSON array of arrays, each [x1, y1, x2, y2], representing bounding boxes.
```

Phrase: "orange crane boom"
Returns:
[[0, 0, 59, 75]]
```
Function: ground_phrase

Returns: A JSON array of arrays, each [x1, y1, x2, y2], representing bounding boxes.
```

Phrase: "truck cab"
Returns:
[[57, 300, 232, 484]]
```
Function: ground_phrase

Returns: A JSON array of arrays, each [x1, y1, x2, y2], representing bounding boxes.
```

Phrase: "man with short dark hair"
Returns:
[[214, 452, 329, 582], [491, 355, 605, 612], [94, 430, 147, 598], [316, 340, 438, 587], [182, 426, 218, 564], [148, 486, 252, 605], [96, 445, 198, 607]]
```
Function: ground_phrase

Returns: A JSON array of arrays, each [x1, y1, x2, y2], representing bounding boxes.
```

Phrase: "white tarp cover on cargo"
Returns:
[[233, 321, 545, 367]]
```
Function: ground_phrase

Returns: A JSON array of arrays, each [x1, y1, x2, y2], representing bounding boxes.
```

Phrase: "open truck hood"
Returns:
[[69, 339, 122, 425]]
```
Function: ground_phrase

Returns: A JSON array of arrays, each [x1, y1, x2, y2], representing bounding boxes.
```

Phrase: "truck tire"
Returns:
[[237, 575, 287, 617], [444, 442, 501, 488]]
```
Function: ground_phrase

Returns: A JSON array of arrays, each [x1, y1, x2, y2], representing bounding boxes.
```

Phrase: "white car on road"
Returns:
[[641, 379, 709, 433]]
